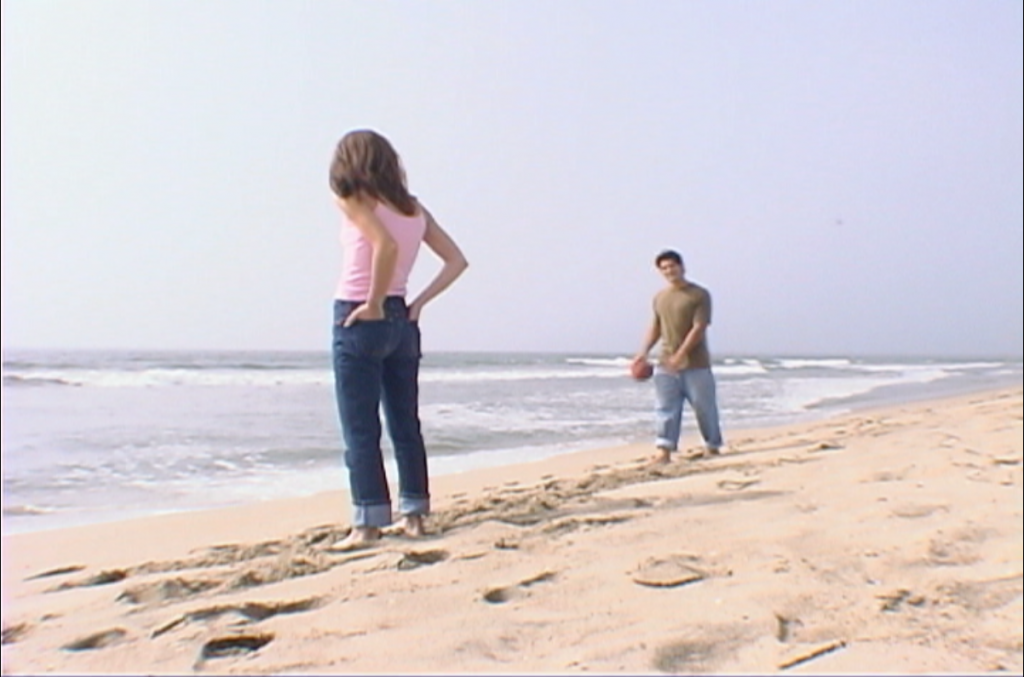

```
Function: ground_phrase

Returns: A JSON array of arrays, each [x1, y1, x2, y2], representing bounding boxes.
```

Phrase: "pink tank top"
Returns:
[[335, 202, 427, 301]]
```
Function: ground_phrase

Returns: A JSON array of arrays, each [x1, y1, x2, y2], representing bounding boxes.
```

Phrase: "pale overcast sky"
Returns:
[[2, 1, 1022, 357]]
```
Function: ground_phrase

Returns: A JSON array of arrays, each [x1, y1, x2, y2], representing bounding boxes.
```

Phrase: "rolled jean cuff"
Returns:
[[399, 495, 430, 517], [351, 502, 392, 528], [655, 438, 678, 452]]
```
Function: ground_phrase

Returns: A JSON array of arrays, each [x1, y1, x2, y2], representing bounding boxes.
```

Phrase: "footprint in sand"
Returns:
[[1, 623, 31, 645], [25, 565, 86, 580], [937, 574, 1024, 612], [72, 548, 357, 610], [653, 637, 724, 672], [876, 588, 926, 612], [198, 633, 273, 662], [396, 549, 449, 571], [653, 625, 757, 673], [926, 527, 990, 566], [774, 613, 804, 642], [481, 571, 557, 604], [865, 468, 911, 483], [890, 503, 948, 519], [40, 525, 355, 603], [62, 628, 127, 652], [152, 597, 323, 638], [717, 478, 760, 491], [118, 577, 221, 605], [631, 554, 708, 588], [542, 512, 637, 537], [482, 587, 518, 604], [52, 569, 128, 591]]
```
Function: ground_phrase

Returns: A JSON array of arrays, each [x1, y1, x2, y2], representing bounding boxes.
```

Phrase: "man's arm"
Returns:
[[665, 320, 707, 370], [633, 314, 660, 365]]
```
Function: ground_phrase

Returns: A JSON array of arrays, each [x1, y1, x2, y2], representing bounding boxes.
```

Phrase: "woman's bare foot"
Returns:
[[651, 447, 672, 466], [329, 526, 381, 551], [398, 514, 425, 538]]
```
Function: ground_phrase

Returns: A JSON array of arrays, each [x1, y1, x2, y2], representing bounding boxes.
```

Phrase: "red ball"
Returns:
[[630, 360, 654, 381]]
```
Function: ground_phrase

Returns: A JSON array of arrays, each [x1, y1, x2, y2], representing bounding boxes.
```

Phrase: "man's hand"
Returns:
[[662, 352, 688, 372], [341, 301, 385, 327]]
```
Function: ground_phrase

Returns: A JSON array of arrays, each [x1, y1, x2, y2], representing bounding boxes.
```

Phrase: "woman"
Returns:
[[329, 130, 468, 550]]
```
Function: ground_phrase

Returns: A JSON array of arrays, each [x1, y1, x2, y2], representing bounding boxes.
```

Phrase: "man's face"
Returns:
[[657, 259, 684, 284]]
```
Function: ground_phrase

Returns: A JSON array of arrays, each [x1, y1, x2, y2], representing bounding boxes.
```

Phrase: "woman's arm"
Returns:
[[408, 206, 468, 321], [335, 193, 398, 325]]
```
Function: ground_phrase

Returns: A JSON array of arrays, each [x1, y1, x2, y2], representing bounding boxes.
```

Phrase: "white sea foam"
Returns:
[[1, 367, 333, 389], [715, 360, 769, 376], [855, 361, 1005, 374], [3, 349, 1019, 535], [770, 366, 948, 412], [2, 504, 58, 517], [4, 365, 634, 388], [775, 358, 854, 370], [565, 357, 632, 368], [419, 367, 625, 383], [769, 376, 897, 413]]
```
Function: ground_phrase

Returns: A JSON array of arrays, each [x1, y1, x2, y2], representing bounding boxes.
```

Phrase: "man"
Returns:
[[632, 249, 724, 464]]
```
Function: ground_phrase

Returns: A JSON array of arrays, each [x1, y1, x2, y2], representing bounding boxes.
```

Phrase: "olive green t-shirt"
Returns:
[[653, 282, 712, 369]]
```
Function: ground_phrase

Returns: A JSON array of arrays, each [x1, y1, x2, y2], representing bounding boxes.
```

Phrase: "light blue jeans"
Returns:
[[653, 366, 723, 452]]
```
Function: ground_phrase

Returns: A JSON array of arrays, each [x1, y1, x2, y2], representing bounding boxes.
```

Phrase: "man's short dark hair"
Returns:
[[655, 249, 683, 267]]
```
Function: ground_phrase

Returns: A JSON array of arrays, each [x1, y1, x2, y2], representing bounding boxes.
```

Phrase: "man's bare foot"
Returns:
[[398, 514, 425, 538], [688, 447, 722, 461], [652, 447, 672, 465], [329, 526, 381, 551]]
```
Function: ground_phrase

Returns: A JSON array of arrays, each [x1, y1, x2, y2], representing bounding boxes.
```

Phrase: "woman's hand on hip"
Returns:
[[341, 301, 385, 327]]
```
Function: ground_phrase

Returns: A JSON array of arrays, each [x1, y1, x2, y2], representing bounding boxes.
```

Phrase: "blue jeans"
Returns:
[[653, 366, 723, 452], [332, 298, 428, 528]]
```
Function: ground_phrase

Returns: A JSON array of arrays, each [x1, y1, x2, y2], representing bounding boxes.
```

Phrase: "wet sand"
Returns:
[[2, 386, 1021, 674]]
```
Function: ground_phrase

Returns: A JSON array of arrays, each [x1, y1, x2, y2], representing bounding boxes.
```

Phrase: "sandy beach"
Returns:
[[2, 386, 1021, 675]]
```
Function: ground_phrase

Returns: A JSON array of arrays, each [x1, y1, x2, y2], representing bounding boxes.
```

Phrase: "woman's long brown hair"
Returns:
[[329, 130, 417, 216]]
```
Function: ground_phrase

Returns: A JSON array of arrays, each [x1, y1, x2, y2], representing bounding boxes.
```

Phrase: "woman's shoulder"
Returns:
[[375, 198, 424, 220]]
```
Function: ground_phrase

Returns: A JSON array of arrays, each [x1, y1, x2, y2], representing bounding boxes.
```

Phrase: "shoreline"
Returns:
[[2, 385, 1021, 674], [5, 374, 1020, 539]]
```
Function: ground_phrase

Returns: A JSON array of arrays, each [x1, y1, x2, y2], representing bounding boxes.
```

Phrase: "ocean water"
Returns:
[[2, 349, 1021, 535]]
